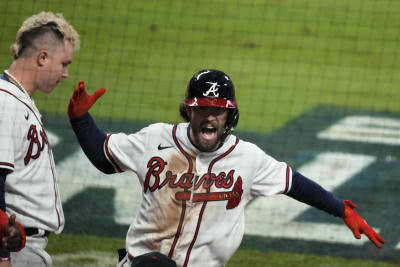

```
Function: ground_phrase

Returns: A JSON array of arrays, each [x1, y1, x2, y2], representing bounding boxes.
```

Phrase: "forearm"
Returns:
[[286, 171, 345, 217], [70, 113, 116, 174], [0, 170, 7, 212]]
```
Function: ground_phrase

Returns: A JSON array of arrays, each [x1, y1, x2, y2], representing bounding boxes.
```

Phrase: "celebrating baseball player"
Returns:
[[0, 11, 80, 266], [67, 69, 385, 267]]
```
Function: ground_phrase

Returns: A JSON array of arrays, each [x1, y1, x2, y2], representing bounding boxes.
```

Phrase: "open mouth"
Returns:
[[201, 126, 217, 140]]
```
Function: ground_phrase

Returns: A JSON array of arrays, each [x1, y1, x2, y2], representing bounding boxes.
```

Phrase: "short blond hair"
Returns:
[[10, 11, 80, 59]]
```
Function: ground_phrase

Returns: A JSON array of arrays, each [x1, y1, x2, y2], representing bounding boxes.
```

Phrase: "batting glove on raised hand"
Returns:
[[343, 200, 385, 248], [67, 80, 106, 120]]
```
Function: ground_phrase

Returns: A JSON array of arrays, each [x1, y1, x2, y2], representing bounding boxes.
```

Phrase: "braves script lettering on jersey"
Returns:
[[105, 122, 292, 267], [0, 79, 64, 233]]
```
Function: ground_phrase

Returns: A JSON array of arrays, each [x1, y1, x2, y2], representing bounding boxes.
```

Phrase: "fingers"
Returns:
[[77, 81, 85, 96], [73, 81, 104, 100], [78, 80, 85, 91], [352, 228, 361, 239], [70, 81, 87, 106], [93, 88, 106, 101], [364, 226, 385, 248], [367, 233, 384, 248], [3, 235, 21, 251], [5, 214, 17, 239], [374, 235, 386, 248], [77, 81, 85, 98], [8, 214, 16, 226], [71, 85, 82, 101], [376, 234, 386, 244], [3, 220, 22, 251]]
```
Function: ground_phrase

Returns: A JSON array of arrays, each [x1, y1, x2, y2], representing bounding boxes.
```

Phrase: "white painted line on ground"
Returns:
[[52, 251, 116, 267], [245, 221, 379, 245], [47, 130, 60, 146], [318, 116, 400, 145]]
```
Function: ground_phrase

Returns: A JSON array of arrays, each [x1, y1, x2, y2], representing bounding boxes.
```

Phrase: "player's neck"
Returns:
[[7, 61, 36, 97]]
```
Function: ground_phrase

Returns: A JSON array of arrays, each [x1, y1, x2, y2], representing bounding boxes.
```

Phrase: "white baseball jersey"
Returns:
[[105, 122, 292, 267], [0, 79, 64, 233]]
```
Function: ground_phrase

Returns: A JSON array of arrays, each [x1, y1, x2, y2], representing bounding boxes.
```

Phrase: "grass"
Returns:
[[47, 233, 124, 255], [1, 0, 400, 133], [48, 234, 400, 267], [227, 249, 400, 267]]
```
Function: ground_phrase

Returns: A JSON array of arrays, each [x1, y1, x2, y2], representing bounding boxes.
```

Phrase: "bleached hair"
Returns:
[[10, 11, 80, 59]]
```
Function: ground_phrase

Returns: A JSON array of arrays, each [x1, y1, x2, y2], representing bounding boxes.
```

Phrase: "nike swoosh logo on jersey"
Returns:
[[158, 144, 174, 150], [25, 111, 29, 120]]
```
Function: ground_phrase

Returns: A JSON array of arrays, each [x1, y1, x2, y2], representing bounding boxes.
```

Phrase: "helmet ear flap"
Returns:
[[231, 109, 239, 129], [222, 108, 239, 140]]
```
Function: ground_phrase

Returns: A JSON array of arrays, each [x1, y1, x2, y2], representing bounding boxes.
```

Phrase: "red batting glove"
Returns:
[[343, 200, 385, 248], [67, 80, 106, 120]]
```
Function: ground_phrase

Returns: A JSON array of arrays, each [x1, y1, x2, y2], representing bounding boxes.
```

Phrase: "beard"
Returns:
[[190, 122, 225, 152]]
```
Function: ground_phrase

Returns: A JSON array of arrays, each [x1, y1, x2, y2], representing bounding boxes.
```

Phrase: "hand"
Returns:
[[0, 211, 26, 252], [67, 80, 106, 120], [342, 200, 385, 248], [2, 214, 26, 252]]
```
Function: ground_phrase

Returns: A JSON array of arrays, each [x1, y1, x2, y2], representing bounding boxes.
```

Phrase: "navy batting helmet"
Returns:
[[131, 252, 176, 267], [180, 69, 239, 139]]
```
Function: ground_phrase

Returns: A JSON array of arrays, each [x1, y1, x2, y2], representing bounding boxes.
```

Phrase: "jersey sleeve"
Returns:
[[104, 126, 150, 173], [250, 147, 292, 198], [0, 95, 17, 172]]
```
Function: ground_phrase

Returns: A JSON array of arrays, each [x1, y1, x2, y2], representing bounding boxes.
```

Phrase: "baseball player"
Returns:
[[67, 69, 385, 267], [0, 11, 80, 266]]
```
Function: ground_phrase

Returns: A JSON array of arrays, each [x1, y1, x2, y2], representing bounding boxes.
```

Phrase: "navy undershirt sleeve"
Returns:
[[0, 169, 10, 258], [0, 169, 7, 212], [286, 171, 345, 217], [70, 113, 116, 174]]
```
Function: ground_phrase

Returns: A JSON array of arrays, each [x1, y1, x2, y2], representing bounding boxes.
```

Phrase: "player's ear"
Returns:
[[37, 50, 48, 67]]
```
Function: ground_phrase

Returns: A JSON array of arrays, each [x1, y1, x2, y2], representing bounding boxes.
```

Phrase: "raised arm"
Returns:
[[67, 81, 115, 174]]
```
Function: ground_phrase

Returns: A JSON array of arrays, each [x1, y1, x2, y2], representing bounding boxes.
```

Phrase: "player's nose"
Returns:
[[202, 111, 217, 121], [207, 113, 218, 121], [62, 68, 69, 78]]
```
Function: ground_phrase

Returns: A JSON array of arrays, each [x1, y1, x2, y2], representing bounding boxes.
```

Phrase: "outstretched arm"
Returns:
[[68, 81, 115, 174], [287, 171, 385, 248], [286, 171, 344, 217]]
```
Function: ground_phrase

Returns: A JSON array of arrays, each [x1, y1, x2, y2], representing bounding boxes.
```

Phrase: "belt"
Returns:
[[24, 228, 51, 237], [117, 248, 134, 262]]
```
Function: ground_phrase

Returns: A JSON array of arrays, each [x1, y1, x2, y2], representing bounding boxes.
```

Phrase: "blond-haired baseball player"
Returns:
[[0, 11, 80, 266]]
